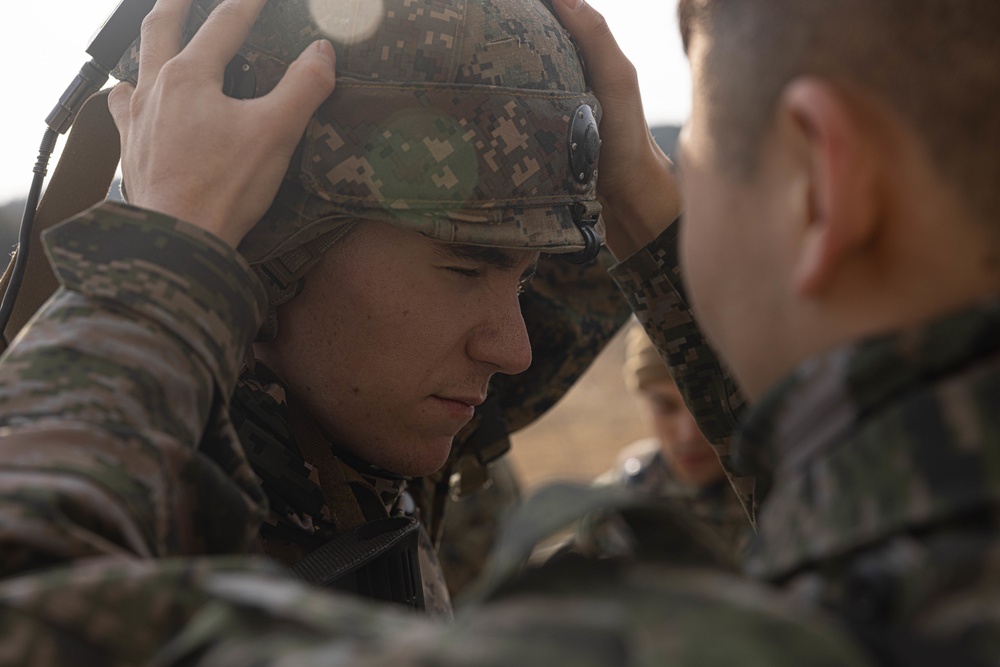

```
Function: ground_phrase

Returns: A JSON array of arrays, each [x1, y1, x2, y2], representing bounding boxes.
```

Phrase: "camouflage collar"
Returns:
[[230, 364, 405, 554], [740, 300, 1000, 579]]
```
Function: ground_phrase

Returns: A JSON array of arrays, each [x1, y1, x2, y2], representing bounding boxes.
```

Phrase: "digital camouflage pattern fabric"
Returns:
[[113, 0, 605, 305], [608, 220, 759, 523], [0, 197, 866, 666], [609, 224, 1000, 664], [108, 0, 633, 610], [3, 189, 1000, 663]]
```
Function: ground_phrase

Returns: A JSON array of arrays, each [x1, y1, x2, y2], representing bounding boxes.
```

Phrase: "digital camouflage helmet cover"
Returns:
[[114, 0, 605, 338], [112, 0, 628, 522]]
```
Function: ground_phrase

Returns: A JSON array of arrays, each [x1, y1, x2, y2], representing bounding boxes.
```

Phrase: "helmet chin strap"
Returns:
[[251, 219, 361, 342]]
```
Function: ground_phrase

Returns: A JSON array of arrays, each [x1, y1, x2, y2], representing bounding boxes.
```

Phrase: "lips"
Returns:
[[437, 395, 486, 408], [430, 395, 482, 422]]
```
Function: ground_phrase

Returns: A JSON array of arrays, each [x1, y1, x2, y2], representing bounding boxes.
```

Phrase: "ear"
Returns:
[[781, 79, 881, 297]]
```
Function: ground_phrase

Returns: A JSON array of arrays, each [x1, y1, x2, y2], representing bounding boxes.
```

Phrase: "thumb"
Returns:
[[265, 39, 338, 142]]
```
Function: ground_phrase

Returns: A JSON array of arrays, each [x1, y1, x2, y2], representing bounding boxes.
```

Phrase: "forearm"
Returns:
[[0, 201, 269, 575], [609, 222, 744, 448]]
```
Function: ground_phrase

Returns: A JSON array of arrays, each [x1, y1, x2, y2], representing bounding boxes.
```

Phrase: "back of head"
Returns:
[[678, 0, 1000, 227]]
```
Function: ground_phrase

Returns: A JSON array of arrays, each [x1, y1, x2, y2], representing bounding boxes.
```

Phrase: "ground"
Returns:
[[508, 322, 650, 491]]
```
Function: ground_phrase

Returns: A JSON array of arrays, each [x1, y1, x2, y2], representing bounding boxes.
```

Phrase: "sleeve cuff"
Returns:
[[608, 218, 686, 314], [42, 201, 268, 396]]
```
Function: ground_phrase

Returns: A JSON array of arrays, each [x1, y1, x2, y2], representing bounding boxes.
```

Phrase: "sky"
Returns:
[[0, 0, 691, 205]]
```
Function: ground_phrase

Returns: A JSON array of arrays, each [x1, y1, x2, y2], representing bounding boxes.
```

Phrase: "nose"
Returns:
[[466, 294, 533, 375]]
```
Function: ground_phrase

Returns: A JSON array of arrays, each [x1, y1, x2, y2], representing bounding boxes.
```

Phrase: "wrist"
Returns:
[[600, 147, 682, 260]]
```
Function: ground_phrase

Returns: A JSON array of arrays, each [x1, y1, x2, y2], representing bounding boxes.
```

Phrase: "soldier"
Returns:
[[591, 321, 748, 555], [1, 0, 999, 665], [0, 0, 629, 622]]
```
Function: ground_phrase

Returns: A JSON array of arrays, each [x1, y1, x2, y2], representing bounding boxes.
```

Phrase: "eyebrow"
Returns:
[[437, 244, 539, 281]]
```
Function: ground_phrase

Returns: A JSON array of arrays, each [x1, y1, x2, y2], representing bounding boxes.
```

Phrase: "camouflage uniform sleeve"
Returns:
[[607, 221, 763, 519], [0, 201, 270, 576], [0, 486, 876, 666]]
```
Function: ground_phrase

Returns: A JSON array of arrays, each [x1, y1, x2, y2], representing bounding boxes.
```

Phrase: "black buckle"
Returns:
[[290, 516, 425, 611], [564, 200, 602, 264]]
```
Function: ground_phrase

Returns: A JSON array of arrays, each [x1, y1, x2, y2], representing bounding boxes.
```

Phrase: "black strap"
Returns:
[[1, 89, 120, 344], [290, 516, 425, 611]]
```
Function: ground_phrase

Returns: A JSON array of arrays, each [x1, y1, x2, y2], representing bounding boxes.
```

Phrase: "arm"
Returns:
[[0, 0, 335, 574], [0, 202, 269, 573], [551, 0, 759, 517]]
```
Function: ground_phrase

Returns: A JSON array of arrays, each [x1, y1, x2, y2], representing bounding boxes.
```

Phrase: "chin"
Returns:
[[378, 435, 455, 478]]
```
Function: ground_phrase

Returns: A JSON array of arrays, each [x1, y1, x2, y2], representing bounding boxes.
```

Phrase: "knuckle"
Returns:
[[156, 58, 188, 84], [591, 14, 614, 40], [620, 62, 639, 87], [139, 8, 169, 39], [292, 55, 336, 88]]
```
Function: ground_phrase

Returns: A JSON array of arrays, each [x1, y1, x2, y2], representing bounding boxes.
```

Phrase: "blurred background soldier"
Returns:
[[593, 321, 749, 555]]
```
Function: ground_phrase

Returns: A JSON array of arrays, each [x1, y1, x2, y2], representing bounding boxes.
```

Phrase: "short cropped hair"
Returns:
[[677, 0, 1000, 224]]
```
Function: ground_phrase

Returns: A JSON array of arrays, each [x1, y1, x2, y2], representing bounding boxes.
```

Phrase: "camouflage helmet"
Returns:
[[114, 0, 604, 337]]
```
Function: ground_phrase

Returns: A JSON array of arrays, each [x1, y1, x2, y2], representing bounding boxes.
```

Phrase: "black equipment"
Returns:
[[0, 0, 157, 341]]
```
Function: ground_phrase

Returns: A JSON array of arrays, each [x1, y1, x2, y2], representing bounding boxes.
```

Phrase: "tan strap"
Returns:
[[287, 398, 382, 532], [1, 89, 121, 343]]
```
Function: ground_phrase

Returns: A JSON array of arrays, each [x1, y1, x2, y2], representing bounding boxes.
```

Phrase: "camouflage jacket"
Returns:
[[608, 220, 1000, 665], [0, 207, 993, 665]]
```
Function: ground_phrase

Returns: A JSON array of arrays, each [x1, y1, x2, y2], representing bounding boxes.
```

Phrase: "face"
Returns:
[[641, 379, 726, 488], [257, 220, 537, 477], [677, 32, 803, 399]]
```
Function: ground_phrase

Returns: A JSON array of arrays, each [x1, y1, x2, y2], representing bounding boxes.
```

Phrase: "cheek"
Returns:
[[651, 412, 678, 442], [328, 272, 474, 391]]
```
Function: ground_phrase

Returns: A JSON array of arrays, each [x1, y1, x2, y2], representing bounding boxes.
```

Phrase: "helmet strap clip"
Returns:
[[564, 200, 602, 264]]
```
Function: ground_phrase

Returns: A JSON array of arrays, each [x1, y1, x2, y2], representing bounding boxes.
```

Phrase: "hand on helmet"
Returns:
[[552, 0, 682, 259], [107, 0, 337, 248]]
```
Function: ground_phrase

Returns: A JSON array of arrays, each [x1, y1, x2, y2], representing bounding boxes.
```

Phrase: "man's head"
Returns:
[[112, 0, 604, 475], [255, 220, 538, 476], [624, 324, 725, 488], [675, 0, 1000, 398]]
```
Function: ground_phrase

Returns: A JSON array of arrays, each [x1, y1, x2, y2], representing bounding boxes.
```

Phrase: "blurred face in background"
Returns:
[[641, 378, 726, 488]]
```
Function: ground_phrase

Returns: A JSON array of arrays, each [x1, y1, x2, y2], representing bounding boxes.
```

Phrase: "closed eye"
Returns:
[[446, 266, 483, 278]]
